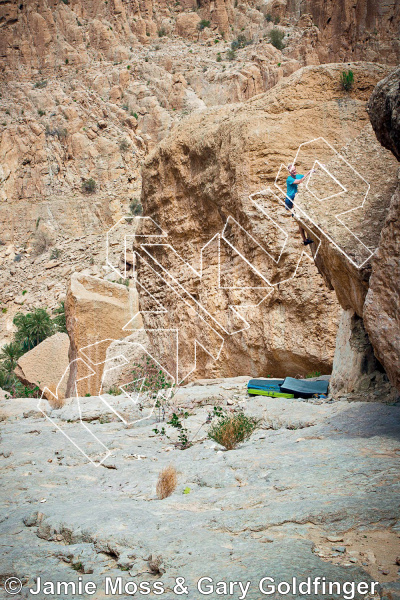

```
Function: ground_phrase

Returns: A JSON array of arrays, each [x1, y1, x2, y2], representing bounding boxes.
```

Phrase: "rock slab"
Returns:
[[14, 332, 70, 401], [65, 274, 142, 397]]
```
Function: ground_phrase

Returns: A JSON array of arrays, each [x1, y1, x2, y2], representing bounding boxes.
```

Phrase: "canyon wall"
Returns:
[[283, 0, 400, 63], [1, 0, 398, 248]]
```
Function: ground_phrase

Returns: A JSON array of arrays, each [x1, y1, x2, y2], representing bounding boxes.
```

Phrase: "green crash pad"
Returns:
[[247, 388, 294, 399]]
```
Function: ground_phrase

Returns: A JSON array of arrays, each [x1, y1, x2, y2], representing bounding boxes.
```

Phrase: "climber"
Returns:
[[285, 163, 314, 246]]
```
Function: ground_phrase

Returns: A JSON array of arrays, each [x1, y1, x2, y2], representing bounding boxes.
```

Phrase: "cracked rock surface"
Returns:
[[0, 378, 399, 599]]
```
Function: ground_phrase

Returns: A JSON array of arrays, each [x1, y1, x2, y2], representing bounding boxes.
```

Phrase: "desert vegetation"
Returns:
[[0, 304, 66, 397], [340, 69, 354, 91], [208, 411, 260, 450], [156, 464, 178, 499]]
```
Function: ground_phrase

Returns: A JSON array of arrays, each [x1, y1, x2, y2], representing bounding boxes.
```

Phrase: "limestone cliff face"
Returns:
[[1, 0, 398, 250], [283, 0, 400, 64], [363, 67, 400, 392], [0, 0, 295, 247], [135, 62, 394, 381]]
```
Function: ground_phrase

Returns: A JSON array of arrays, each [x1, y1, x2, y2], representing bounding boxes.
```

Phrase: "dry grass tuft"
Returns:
[[32, 230, 52, 256], [46, 386, 65, 409], [156, 464, 177, 499], [208, 412, 260, 450]]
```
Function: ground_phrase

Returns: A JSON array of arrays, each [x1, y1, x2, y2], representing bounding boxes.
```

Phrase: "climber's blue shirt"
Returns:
[[286, 174, 303, 199]]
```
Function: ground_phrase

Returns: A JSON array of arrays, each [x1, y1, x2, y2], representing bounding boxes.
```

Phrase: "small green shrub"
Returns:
[[305, 371, 321, 379], [269, 28, 285, 50], [340, 70, 354, 92], [116, 278, 130, 287], [65, 58, 69, 64], [32, 230, 51, 256], [119, 139, 130, 152], [45, 126, 68, 139], [216, 53, 222, 62], [227, 48, 236, 60], [265, 13, 272, 22], [128, 354, 174, 400], [168, 411, 190, 449], [158, 28, 166, 37], [37, 109, 46, 117], [82, 178, 96, 194], [231, 34, 252, 50], [274, 15, 280, 24], [129, 198, 143, 215], [107, 386, 123, 396], [34, 80, 48, 89], [198, 20, 210, 30], [208, 412, 260, 450], [50, 247, 61, 260]]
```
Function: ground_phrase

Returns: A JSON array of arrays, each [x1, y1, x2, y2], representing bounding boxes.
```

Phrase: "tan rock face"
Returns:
[[364, 183, 400, 391], [286, 0, 400, 64], [14, 332, 70, 401], [363, 66, 400, 392], [135, 63, 391, 381], [329, 309, 397, 402], [175, 13, 201, 40], [65, 274, 142, 397]]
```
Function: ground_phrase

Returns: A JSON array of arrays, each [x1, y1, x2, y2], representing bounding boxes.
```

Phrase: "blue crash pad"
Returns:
[[279, 377, 329, 398]]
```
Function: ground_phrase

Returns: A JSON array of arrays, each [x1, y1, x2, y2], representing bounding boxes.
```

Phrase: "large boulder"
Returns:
[[364, 67, 400, 392], [329, 309, 397, 402], [65, 274, 143, 397], [367, 66, 400, 161], [175, 13, 201, 41], [135, 63, 394, 382], [14, 333, 70, 401]]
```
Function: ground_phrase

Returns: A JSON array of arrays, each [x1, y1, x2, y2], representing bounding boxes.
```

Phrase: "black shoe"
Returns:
[[303, 238, 314, 246]]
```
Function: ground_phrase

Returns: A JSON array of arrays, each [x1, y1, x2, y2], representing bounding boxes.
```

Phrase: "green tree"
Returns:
[[268, 28, 285, 50], [52, 302, 67, 334], [14, 308, 55, 351], [0, 342, 23, 373], [0, 368, 10, 390]]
